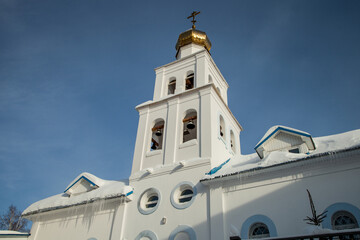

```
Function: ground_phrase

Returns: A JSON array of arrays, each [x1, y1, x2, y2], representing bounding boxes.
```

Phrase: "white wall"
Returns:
[[27, 199, 126, 240], [126, 162, 211, 240], [217, 150, 360, 239]]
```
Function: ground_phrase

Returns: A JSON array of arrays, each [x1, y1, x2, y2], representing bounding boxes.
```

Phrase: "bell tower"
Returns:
[[130, 13, 242, 176]]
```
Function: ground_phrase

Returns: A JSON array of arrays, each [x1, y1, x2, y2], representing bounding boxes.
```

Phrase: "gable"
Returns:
[[264, 132, 304, 152], [255, 126, 316, 159], [64, 174, 99, 196]]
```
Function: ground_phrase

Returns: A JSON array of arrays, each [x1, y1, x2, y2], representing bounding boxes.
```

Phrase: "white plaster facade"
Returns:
[[22, 26, 360, 240]]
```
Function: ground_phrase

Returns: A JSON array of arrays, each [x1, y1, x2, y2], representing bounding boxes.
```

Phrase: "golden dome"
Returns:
[[175, 28, 212, 52]]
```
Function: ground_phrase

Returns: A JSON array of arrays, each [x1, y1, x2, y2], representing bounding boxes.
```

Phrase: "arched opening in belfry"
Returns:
[[151, 119, 165, 151], [168, 77, 176, 95], [183, 110, 197, 143], [230, 130, 236, 153], [219, 115, 226, 141], [185, 72, 194, 90]]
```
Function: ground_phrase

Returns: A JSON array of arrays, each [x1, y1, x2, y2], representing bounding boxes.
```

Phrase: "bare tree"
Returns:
[[0, 205, 29, 232]]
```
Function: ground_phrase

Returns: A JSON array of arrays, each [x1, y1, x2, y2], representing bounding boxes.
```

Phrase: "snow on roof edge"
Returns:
[[23, 173, 133, 217], [201, 144, 360, 183], [22, 191, 128, 217]]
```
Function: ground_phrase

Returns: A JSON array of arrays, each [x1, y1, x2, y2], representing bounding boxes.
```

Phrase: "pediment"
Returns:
[[64, 173, 99, 196], [255, 126, 316, 159]]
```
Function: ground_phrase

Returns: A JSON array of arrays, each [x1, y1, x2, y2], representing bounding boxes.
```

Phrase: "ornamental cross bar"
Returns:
[[187, 11, 200, 29]]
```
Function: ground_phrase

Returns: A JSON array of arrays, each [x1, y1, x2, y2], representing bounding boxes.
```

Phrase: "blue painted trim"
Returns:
[[240, 214, 277, 239], [138, 188, 161, 215], [254, 126, 312, 150], [169, 225, 196, 240], [135, 230, 158, 240], [206, 158, 230, 175], [170, 181, 197, 209], [0, 233, 30, 236], [322, 202, 360, 229], [126, 190, 133, 196], [64, 176, 98, 193]]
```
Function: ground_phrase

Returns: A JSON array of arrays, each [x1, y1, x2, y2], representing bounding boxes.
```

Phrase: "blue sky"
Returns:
[[1, 0, 359, 218]]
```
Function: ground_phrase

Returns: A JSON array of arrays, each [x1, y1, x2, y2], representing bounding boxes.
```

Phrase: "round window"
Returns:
[[171, 182, 196, 209], [138, 188, 161, 215], [169, 225, 196, 240], [174, 231, 190, 240], [135, 230, 158, 240]]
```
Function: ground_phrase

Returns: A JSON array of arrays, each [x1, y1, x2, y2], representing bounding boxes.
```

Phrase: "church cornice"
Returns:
[[135, 84, 242, 131], [129, 158, 211, 182]]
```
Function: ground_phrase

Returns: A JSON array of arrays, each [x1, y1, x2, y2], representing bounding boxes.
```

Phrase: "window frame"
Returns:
[[138, 188, 161, 215], [170, 182, 197, 209], [332, 210, 359, 230], [249, 222, 270, 239]]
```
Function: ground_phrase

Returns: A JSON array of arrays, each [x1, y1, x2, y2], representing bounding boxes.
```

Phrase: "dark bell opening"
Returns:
[[155, 129, 162, 136], [187, 120, 195, 129]]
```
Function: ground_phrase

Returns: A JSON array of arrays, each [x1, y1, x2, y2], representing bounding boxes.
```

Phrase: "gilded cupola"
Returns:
[[175, 11, 212, 58], [175, 28, 212, 52]]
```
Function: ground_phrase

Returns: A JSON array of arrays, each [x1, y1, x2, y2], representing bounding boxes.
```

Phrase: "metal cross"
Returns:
[[187, 11, 200, 29]]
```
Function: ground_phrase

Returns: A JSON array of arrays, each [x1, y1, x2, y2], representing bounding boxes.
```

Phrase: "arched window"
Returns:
[[219, 115, 226, 141], [249, 222, 270, 239], [185, 72, 194, 90], [168, 78, 176, 95], [151, 120, 164, 151], [183, 110, 197, 143], [332, 211, 359, 230], [230, 130, 236, 153]]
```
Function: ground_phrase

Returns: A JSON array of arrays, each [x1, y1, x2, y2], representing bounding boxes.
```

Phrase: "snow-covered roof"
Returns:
[[202, 129, 360, 182], [255, 125, 316, 159], [23, 172, 133, 216]]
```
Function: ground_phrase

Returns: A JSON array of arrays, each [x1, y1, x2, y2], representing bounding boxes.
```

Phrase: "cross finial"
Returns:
[[187, 11, 200, 29]]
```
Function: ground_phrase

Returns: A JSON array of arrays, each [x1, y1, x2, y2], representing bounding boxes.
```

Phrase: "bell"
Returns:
[[187, 120, 195, 129], [155, 129, 162, 136]]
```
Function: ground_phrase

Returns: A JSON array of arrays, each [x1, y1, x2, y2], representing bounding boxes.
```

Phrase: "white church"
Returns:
[[20, 13, 360, 240]]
